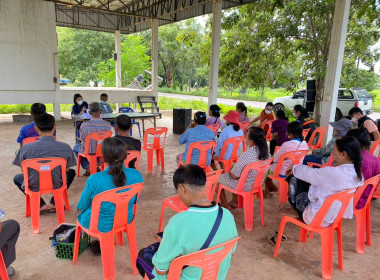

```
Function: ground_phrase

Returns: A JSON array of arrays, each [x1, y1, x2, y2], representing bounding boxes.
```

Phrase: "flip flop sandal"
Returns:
[[267, 234, 278, 247], [270, 230, 287, 241], [47, 206, 56, 214]]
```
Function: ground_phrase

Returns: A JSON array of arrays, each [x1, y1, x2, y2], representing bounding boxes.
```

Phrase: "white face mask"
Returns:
[[351, 117, 358, 123], [293, 112, 298, 118], [265, 110, 272, 115], [77, 100, 83, 106]]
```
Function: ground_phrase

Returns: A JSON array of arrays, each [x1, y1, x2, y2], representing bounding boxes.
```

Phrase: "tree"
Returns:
[[218, 0, 379, 123], [57, 27, 114, 85]]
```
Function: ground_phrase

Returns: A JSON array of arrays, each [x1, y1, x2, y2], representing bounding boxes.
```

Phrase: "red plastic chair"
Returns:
[[144, 237, 240, 280], [77, 131, 112, 176], [266, 124, 272, 141], [212, 136, 244, 173], [21, 158, 70, 234], [142, 127, 168, 173], [216, 159, 273, 231], [72, 183, 144, 279], [0, 251, 8, 280], [179, 141, 216, 172], [273, 188, 357, 279], [308, 126, 328, 150], [353, 175, 380, 254], [369, 139, 380, 158], [302, 128, 311, 140], [22, 136, 57, 146], [103, 150, 141, 170], [307, 156, 334, 169], [268, 150, 309, 203], [261, 120, 273, 131], [206, 123, 221, 136], [157, 170, 223, 232]]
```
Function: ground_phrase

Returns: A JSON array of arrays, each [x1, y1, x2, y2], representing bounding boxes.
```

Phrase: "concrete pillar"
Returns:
[[115, 30, 122, 111], [53, 52, 61, 120], [208, 0, 222, 108], [151, 19, 159, 98], [320, 0, 351, 143]]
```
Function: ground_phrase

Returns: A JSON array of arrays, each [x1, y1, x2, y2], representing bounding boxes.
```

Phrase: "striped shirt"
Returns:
[[79, 118, 112, 153]]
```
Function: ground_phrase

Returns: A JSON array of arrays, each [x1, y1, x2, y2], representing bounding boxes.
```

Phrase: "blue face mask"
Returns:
[[101, 101, 107, 104]]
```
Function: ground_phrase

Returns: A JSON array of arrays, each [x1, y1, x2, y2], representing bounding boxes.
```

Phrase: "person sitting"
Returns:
[[13, 113, 77, 213], [205, 104, 221, 126], [218, 127, 270, 209], [73, 102, 112, 176], [100, 93, 113, 114], [16, 103, 47, 147], [250, 102, 275, 131], [136, 165, 238, 280], [269, 110, 289, 156], [293, 104, 316, 142], [71, 93, 89, 116], [236, 102, 250, 123], [0, 208, 20, 279], [264, 121, 309, 198], [212, 110, 244, 170], [288, 136, 364, 227], [303, 118, 353, 166], [346, 128, 380, 209], [115, 115, 141, 169], [77, 137, 143, 233], [177, 111, 216, 165], [349, 107, 380, 141]]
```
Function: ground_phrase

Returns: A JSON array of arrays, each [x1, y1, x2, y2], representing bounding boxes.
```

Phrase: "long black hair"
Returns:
[[247, 127, 269, 160], [73, 93, 83, 105], [276, 110, 288, 121], [335, 136, 363, 182], [294, 105, 309, 118], [236, 102, 247, 116], [102, 137, 127, 187], [209, 104, 221, 118]]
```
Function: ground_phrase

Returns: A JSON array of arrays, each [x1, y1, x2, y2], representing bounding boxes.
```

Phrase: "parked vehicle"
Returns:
[[273, 87, 373, 121]]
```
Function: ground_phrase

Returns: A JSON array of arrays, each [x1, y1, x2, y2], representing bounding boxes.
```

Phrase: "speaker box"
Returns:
[[305, 79, 316, 112], [173, 108, 192, 134]]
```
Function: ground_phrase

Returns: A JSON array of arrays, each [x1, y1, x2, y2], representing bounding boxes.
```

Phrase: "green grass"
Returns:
[[371, 89, 380, 112]]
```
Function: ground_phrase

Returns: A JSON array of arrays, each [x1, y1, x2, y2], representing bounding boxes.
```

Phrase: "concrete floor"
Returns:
[[1, 114, 380, 280]]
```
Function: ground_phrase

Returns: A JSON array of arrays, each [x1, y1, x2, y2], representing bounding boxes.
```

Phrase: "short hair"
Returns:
[[116, 115, 132, 131], [265, 102, 274, 108], [194, 111, 207, 125], [89, 102, 101, 113], [287, 121, 303, 139], [100, 93, 108, 98], [31, 103, 46, 115], [34, 113, 55, 132], [173, 164, 206, 191], [346, 128, 371, 151], [348, 107, 363, 116]]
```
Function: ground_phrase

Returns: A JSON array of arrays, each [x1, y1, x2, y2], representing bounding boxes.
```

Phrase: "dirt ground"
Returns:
[[0, 114, 379, 280]]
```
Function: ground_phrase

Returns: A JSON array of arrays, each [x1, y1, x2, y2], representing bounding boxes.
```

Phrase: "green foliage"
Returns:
[[341, 69, 380, 92]]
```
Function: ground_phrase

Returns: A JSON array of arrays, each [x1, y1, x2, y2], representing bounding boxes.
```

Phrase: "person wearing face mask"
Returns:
[[100, 93, 113, 114], [302, 118, 353, 166], [250, 102, 275, 131], [348, 107, 380, 141], [71, 93, 89, 115], [293, 104, 316, 142]]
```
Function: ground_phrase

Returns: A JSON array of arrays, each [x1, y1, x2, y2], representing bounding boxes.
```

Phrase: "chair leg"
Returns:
[[146, 150, 153, 173], [54, 192, 65, 226], [273, 218, 287, 257], [89, 156, 97, 175], [320, 230, 334, 280], [160, 148, 165, 172], [156, 149, 160, 165], [99, 234, 116, 280], [299, 228, 308, 243], [258, 190, 264, 226], [72, 223, 82, 264], [158, 202, 167, 233], [336, 224, 343, 270], [0, 251, 9, 280], [355, 210, 366, 254], [243, 195, 254, 231], [278, 180, 288, 204], [116, 231, 124, 246], [63, 189, 71, 211], [30, 193, 41, 234], [126, 222, 139, 275], [25, 194, 31, 217], [76, 155, 82, 177], [137, 123, 141, 138], [366, 205, 372, 246]]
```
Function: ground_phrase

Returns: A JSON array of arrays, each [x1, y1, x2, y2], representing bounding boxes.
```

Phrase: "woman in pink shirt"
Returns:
[[236, 102, 250, 122]]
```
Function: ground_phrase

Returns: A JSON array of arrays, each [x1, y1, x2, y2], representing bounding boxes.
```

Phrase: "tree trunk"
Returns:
[[313, 77, 324, 126]]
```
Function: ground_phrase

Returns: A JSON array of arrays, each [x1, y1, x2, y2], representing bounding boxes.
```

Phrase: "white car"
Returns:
[[273, 87, 373, 120]]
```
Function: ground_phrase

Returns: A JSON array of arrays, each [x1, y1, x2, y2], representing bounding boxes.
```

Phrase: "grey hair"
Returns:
[[89, 102, 101, 113]]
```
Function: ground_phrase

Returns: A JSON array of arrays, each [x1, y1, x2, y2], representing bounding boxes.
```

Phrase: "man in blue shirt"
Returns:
[[16, 103, 46, 147]]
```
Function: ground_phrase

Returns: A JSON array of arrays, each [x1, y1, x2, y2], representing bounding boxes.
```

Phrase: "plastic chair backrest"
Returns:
[[22, 137, 40, 145], [119, 107, 134, 113], [143, 127, 168, 149], [309, 188, 356, 228], [89, 183, 144, 233], [235, 159, 273, 192], [303, 119, 314, 126], [261, 120, 273, 130], [239, 122, 251, 134], [125, 150, 141, 169], [205, 169, 223, 200], [272, 150, 309, 177], [185, 141, 217, 167], [369, 139, 380, 158], [353, 174, 380, 210], [206, 124, 221, 136], [302, 128, 311, 139], [21, 158, 67, 193], [308, 126, 328, 148], [218, 136, 244, 162], [265, 124, 272, 140], [166, 237, 240, 280], [83, 131, 113, 156]]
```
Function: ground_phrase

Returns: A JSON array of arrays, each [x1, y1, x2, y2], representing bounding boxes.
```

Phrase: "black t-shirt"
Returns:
[[115, 135, 142, 168]]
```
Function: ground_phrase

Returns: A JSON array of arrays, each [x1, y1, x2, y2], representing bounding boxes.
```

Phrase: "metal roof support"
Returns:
[[151, 18, 159, 98], [320, 0, 351, 143], [115, 29, 122, 110], [208, 0, 222, 108]]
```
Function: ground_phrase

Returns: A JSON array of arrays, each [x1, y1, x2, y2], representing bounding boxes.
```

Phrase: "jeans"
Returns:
[[13, 169, 76, 207], [73, 144, 89, 169], [302, 155, 323, 166], [0, 220, 20, 268]]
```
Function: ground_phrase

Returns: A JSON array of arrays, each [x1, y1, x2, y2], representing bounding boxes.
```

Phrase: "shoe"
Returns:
[[7, 266, 16, 279], [83, 170, 90, 176]]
